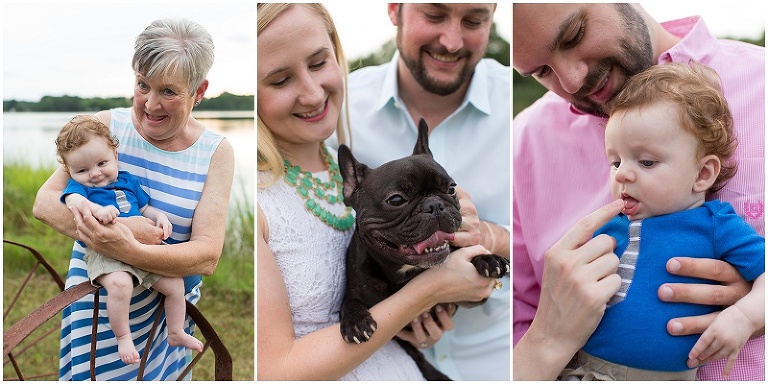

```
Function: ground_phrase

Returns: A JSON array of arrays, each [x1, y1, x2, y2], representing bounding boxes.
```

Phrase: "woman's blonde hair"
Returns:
[[608, 62, 737, 194], [257, 3, 351, 188]]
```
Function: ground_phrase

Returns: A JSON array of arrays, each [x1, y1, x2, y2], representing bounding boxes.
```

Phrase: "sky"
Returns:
[[2, 2, 256, 101], [2, 2, 765, 101], [642, 2, 765, 40]]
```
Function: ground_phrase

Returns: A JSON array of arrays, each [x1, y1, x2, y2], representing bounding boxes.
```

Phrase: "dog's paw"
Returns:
[[470, 254, 509, 278], [340, 312, 378, 344]]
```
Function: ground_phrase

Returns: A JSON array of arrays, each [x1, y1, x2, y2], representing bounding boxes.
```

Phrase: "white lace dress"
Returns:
[[258, 167, 425, 381]]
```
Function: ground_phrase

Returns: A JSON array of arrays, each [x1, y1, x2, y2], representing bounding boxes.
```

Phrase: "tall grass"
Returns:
[[206, 178, 254, 292], [2, 163, 254, 380]]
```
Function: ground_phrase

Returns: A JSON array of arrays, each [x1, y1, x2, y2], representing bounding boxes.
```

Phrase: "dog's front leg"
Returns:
[[340, 294, 377, 344]]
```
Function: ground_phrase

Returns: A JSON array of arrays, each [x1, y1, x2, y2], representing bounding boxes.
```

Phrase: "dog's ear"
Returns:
[[412, 118, 433, 157], [337, 144, 370, 206]]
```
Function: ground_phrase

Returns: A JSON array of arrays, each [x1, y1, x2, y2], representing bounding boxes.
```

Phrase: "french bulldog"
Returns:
[[337, 118, 509, 381]]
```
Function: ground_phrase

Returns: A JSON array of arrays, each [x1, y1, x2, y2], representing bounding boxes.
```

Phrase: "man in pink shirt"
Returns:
[[512, 4, 764, 380]]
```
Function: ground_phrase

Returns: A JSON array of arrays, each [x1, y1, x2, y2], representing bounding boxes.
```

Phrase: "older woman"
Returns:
[[33, 18, 234, 380]]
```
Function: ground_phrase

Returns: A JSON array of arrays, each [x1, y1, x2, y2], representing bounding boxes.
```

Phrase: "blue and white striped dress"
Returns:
[[59, 107, 225, 380]]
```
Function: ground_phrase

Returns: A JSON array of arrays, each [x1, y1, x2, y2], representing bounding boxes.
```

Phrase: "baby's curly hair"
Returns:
[[56, 115, 120, 170], [608, 62, 737, 194]]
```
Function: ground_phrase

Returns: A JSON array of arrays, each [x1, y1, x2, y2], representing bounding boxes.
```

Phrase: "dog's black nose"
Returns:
[[421, 198, 445, 216]]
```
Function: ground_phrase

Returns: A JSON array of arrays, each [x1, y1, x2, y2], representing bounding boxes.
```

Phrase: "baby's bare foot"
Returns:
[[168, 331, 204, 353], [116, 334, 140, 364]]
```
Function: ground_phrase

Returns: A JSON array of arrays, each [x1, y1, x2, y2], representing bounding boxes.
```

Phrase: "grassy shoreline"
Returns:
[[2, 163, 254, 380]]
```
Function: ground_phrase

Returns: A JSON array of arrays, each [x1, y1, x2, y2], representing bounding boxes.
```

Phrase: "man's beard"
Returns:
[[396, 28, 474, 96], [570, 4, 654, 117], [399, 47, 473, 96]]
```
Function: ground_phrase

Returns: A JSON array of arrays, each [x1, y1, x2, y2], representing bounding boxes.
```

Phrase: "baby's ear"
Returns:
[[693, 154, 721, 193]]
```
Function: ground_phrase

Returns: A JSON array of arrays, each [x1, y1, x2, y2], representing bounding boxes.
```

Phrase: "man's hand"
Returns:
[[452, 186, 481, 248], [660, 257, 752, 336], [396, 303, 457, 349]]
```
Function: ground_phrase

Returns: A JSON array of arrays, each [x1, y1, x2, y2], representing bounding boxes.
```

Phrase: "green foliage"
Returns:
[[207, 179, 255, 292], [197, 92, 255, 111], [512, 71, 547, 117], [349, 21, 510, 71], [3, 163, 74, 274], [730, 32, 765, 48], [3, 93, 254, 112]]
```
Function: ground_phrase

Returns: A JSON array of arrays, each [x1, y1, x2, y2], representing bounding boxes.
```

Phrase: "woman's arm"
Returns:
[[70, 139, 235, 277], [33, 166, 85, 241], [257, 205, 495, 380]]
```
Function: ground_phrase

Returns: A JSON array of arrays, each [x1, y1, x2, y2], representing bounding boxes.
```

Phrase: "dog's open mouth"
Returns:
[[375, 230, 454, 267], [404, 231, 454, 255]]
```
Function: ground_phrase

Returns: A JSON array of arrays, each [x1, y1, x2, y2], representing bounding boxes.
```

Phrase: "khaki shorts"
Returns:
[[559, 350, 698, 381], [85, 249, 160, 290]]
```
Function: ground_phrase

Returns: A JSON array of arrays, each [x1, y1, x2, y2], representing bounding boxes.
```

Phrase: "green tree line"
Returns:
[[349, 22, 509, 71], [3, 92, 254, 112]]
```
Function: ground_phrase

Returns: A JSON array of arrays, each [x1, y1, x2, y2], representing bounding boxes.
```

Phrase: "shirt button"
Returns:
[[439, 355, 447, 361]]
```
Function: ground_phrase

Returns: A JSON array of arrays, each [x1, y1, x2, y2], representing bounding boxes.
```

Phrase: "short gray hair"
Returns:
[[132, 18, 215, 95]]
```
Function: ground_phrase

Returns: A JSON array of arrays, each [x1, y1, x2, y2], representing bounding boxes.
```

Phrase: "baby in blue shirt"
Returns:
[[563, 63, 764, 380], [56, 115, 203, 364]]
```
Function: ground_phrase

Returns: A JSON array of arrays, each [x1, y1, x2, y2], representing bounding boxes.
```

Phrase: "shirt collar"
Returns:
[[658, 16, 718, 66], [376, 51, 492, 116], [376, 52, 400, 111]]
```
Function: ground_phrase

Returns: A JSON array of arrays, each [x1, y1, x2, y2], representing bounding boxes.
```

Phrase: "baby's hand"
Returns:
[[688, 305, 753, 376], [156, 216, 173, 239], [93, 205, 119, 224]]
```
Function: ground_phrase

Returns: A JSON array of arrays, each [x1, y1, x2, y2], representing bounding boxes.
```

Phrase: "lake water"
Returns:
[[2, 111, 254, 202]]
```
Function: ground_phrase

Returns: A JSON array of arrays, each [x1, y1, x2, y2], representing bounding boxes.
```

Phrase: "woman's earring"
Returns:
[[194, 100, 200, 107]]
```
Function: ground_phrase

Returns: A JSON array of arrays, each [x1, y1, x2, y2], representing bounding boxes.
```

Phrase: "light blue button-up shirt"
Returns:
[[329, 51, 511, 380]]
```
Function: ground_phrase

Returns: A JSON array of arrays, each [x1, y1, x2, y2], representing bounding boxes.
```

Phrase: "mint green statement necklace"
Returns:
[[283, 144, 354, 231]]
